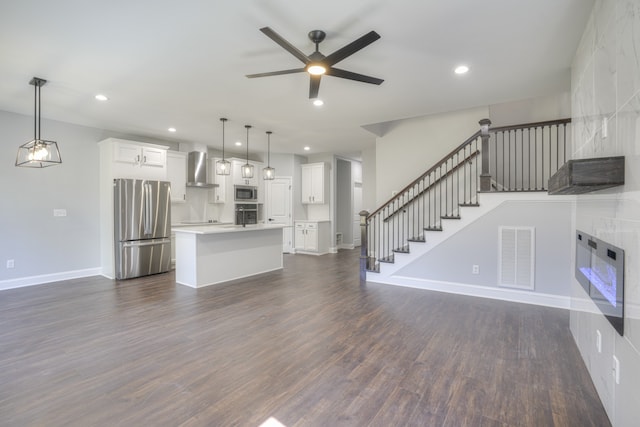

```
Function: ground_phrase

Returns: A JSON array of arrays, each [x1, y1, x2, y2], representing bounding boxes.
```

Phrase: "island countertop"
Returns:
[[172, 223, 285, 235]]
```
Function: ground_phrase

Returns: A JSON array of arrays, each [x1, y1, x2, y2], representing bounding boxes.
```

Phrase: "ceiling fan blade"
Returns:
[[324, 31, 380, 66], [309, 75, 321, 99], [246, 68, 306, 78], [327, 67, 384, 85], [260, 27, 310, 64]]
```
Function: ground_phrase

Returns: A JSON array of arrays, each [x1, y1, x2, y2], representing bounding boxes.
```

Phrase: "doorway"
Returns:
[[265, 176, 293, 253]]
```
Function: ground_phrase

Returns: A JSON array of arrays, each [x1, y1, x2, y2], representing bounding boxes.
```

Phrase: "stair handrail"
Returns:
[[367, 130, 481, 220], [489, 118, 571, 133]]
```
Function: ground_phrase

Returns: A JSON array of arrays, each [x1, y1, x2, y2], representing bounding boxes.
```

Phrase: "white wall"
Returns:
[[489, 92, 572, 126], [570, 1, 640, 425], [374, 106, 489, 205], [361, 146, 376, 213]]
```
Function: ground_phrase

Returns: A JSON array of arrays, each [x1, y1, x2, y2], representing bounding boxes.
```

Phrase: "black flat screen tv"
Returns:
[[575, 230, 624, 336]]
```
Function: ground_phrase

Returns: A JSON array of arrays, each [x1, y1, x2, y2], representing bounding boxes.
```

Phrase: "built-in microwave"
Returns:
[[234, 185, 258, 202]]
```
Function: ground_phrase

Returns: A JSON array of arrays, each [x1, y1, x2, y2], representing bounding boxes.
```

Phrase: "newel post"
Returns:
[[359, 210, 369, 284], [479, 118, 492, 192]]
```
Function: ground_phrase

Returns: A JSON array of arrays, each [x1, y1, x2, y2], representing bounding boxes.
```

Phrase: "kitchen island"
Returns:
[[172, 224, 284, 288]]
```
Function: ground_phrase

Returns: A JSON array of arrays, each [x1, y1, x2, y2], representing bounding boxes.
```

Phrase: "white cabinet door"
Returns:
[[294, 223, 306, 251], [309, 163, 325, 203], [301, 165, 313, 203], [208, 158, 227, 204], [232, 159, 262, 186], [301, 163, 326, 204], [114, 141, 142, 165], [142, 146, 166, 167], [112, 140, 167, 180], [167, 151, 187, 203], [304, 223, 318, 251]]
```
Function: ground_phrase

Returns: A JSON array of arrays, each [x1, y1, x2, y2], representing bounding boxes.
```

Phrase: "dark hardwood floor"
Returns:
[[0, 250, 610, 426]]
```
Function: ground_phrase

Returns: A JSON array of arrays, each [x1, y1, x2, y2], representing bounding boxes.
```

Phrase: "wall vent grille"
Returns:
[[499, 226, 535, 290]]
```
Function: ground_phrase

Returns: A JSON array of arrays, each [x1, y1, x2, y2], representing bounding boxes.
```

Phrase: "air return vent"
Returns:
[[499, 226, 535, 290]]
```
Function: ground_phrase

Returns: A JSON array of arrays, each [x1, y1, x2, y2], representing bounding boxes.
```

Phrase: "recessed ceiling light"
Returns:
[[235, 141, 242, 146], [304, 146, 310, 151], [95, 94, 108, 101], [454, 65, 469, 75], [168, 127, 177, 133], [313, 99, 324, 106]]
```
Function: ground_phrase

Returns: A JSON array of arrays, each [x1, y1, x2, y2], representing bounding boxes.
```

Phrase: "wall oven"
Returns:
[[234, 185, 258, 202], [235, 204, 258, 225]]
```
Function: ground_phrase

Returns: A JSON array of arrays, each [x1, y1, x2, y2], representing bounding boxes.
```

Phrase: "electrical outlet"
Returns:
[[472, 265, 479, 274], [596, 330, 602, 353], [6, 259, 14, 269], [613, 355, 620, 385], [53, 209, 67, 217]]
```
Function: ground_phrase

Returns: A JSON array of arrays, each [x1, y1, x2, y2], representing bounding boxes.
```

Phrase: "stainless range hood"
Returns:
[[186, 151, 216, 188]]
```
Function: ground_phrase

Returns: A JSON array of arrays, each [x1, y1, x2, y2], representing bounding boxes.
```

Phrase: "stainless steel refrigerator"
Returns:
[[114, 178, 171, 280]]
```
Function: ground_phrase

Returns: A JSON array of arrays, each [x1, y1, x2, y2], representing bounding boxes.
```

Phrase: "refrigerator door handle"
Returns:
[[121, 238, 171, 248], [143, 182, 152, 235]]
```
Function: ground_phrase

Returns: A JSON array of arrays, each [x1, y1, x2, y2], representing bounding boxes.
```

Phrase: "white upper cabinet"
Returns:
[[208, 158, 227, 204], [107, 139, 168, 180], [166, 151, 187, 203], [232, 159, 261, 187], [301, 162, 327, 204]]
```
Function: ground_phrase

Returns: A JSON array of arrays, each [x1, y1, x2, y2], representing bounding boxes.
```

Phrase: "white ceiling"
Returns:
[[0, 0, 593, 158]]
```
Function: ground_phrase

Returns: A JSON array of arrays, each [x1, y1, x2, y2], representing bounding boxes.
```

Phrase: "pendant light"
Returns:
[[215, 117, 231, 175], [15, 77, 62, 168], [241, 125, 254, 178], [263, 131, 275, 180]]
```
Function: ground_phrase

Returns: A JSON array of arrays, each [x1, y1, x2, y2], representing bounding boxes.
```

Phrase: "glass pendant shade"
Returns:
[[216, 117, 230, 175], [241, 162, 254, 178], [242, 124, 254, 178], [16, 77, 62, 168], [216, 159, 231, 175], [263, 166, 275, 180], [263, 130, 275, 180]]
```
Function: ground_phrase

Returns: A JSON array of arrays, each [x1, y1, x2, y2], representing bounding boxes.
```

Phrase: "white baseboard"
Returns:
[[368, 275, 570, 309], [0, 268, 102, 291]]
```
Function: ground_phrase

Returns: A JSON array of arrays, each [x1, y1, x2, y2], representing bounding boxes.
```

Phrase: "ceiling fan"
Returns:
[[246, 27, 384, 99]]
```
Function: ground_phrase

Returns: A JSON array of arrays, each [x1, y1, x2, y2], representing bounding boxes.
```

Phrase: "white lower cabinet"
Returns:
[[294, 221, 330, 255]]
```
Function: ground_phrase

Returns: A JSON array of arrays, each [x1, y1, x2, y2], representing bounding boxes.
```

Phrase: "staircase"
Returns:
[[360, 118, 571, 279]]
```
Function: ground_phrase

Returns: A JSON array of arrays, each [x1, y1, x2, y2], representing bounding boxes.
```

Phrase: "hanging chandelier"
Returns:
[[15, 77, 62, 168], [263, 131, 275, 180], [241, 125, 254, 178], [216, 117, 231, 175]]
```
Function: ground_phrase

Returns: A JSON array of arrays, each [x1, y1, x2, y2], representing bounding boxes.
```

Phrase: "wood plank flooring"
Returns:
[[0, 250, 610, 426]]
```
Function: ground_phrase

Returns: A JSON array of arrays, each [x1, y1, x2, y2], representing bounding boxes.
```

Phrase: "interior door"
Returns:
[[266, 177, 293, 253]]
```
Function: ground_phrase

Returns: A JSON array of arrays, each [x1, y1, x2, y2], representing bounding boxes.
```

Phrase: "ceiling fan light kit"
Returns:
[[246, 27, 383, 99]]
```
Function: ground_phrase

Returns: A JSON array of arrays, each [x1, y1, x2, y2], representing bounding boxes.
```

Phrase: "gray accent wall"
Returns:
[[0, 110, 103, 282], [395, 200, 573, 297]]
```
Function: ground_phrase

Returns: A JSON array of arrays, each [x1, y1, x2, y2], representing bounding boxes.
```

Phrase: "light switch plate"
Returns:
[[53, 209, 67, 217], [613, 355, 620, 385], [596, 330, 602, 353]]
